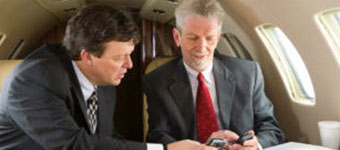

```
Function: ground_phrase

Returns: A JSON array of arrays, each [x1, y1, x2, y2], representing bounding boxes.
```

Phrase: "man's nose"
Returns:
[[124, 55, 133, 69], [197, 38, 207, 52]]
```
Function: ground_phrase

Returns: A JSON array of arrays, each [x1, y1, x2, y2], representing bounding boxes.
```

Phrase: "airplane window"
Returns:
[[222, 33, 253, 60], [255, 24, 316, 105], [315, 9, 340, 65], [0, 33, 5, 46]]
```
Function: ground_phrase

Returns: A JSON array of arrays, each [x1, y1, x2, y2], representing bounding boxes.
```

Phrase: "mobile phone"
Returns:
[[230, 133, 254, 145], [206, 138, 227, 148]]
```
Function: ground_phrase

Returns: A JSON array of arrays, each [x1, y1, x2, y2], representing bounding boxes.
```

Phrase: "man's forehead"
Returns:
[[181, 15, 220, 30], [104, 40, 135, 53], [181, 26, 220, 36], [104, 40, 134, 47], [183, 14, 220, 24]]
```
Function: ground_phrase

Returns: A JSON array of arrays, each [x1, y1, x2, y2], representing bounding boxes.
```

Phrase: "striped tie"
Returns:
[[87, 91, 98, 134]]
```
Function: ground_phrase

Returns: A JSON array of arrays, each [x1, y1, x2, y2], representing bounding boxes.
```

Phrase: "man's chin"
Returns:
[[191, 62, 209, 71], [111, 81, 121, 86], [97, 79, 121, 86]]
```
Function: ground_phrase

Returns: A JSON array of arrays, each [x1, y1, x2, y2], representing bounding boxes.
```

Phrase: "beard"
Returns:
[[186, 50, 212, 71]]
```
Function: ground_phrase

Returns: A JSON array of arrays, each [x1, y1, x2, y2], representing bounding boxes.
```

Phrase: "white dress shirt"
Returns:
[[72, 61, 163, 150]]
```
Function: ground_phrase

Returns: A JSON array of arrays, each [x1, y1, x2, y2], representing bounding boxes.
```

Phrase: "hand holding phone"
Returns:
[[206, 132, 254, 149], [230, 133, 253, 145]]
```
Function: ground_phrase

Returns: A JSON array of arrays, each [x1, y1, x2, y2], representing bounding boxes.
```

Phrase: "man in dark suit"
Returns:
[[143, 0, 285, 149], [0, 4, 216, 150]]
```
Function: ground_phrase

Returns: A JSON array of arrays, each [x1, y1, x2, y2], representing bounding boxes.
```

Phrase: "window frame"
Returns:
[[255, 24, 316, 105], [315, 8, 340, 66]]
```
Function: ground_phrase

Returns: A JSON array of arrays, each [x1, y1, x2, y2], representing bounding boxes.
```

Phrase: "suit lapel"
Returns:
[[168, 60, 197, 139], [213, 59, 236, 130], [64, 60, 92, 131], [51, 46, 92, 132]]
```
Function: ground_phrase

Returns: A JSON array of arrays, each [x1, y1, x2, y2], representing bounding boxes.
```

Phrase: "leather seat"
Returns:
[[143, 57, 175, 141], [0, 60, 22, 92]]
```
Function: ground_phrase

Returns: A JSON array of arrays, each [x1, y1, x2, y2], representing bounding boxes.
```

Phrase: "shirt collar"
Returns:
[[72, 61, 96, 100], [183, 61, 214, 83]]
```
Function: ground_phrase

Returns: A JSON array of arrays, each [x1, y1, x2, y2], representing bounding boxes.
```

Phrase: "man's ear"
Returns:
[[80, 49, 93, 65], [172, 28, 181, 47]]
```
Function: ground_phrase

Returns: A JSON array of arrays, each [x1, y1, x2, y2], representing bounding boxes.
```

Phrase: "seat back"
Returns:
[[0, 60, 22, 92], [143, 57, 175, 141]]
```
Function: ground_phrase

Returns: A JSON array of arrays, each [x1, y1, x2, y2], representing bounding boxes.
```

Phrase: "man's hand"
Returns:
[[167, 139, 217, 150], [208, 130, 239, 143], [228, 130, 259, 150], [207, 130, 239, 150]]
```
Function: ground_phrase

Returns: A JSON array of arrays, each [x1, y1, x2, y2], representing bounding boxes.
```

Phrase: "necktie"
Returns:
[[87, 91, 98, 134], [196, 73, 219, 143]]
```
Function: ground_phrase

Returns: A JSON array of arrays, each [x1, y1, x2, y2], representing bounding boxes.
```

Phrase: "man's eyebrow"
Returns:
[[112, 54, 125, 57], [186, 33, 197, 36]]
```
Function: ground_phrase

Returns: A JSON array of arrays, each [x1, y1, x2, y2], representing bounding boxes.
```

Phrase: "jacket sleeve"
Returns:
[[5, 62, 146, 150], [143, 75, 177, 145], [252, 63, 285, 148]]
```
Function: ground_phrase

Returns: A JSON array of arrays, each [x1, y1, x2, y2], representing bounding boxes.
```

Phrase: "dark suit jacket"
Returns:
[[0, 44, 146, 150], [143, 54, 285, 148]]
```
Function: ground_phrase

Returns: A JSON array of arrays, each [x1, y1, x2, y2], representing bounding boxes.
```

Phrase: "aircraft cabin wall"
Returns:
[[0, 0, 59, 59], [217, 0, 340, 146]]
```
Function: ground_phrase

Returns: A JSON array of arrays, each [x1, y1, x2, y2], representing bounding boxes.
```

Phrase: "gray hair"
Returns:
[[174, 0, 224, 30]]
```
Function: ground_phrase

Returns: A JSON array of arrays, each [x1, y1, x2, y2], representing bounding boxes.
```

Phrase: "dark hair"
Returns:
[[63, 4, 140, 60]]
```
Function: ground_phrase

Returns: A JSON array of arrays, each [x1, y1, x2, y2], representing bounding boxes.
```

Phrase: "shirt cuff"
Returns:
[[258, 143, 263, 150], [147, 143, 164, 150]]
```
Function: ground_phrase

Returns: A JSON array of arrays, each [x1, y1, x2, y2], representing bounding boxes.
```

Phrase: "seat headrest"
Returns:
[[145, 57, 175, 74]]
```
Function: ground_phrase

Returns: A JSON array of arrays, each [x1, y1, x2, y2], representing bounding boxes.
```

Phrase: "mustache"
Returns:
[[190, 50, 208, 56]]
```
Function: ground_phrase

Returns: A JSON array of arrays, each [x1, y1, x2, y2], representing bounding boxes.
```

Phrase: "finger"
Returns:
[[203, 145, 218, 150], [208, 130, 239, 142], [242, 138, 257, 147], [222, 131, 239, 141], [223, 143, 229, 149], [246, 130, 255, 136], [230, 144, 242, 150], [231, 144, 255, 150], [209, 130, 224, 138], [227, 144, 233, 150]]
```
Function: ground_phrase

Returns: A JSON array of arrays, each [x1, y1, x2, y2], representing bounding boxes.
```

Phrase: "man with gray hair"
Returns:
[[143, 0, 285, 149]]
